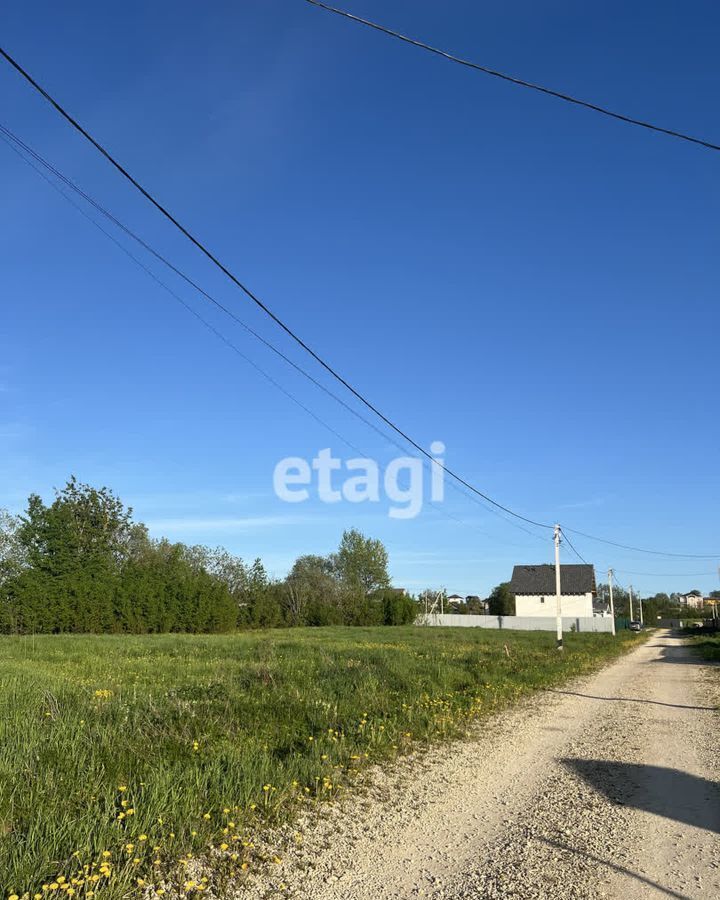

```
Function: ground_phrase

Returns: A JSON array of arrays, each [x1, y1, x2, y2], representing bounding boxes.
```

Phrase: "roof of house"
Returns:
[[510, 564, 596, 596], [447, 594, 464, 600]]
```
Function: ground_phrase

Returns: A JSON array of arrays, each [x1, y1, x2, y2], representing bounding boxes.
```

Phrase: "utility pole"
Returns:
[[554, 524, 563, 651], [638, 592, 644, 626], [628, 584, 634, 621], [607, 569, 616, 636]]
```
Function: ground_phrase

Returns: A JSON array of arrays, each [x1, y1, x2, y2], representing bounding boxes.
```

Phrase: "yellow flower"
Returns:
[[9, 894, 20, 900], [202, 812, 211, 820], [138, 834, 148, 841], [101, 851, 111, 859], [219, 843, 228, 851], [117, 785, 127, 792]]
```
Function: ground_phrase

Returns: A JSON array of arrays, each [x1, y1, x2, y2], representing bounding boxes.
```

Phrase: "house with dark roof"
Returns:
[[509, 564, 596, 618]]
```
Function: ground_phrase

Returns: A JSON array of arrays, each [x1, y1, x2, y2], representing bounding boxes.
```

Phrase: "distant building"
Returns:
[[447, 594, 465, 604], [679, 593, 704, 610], [509, 564, 596, 618]]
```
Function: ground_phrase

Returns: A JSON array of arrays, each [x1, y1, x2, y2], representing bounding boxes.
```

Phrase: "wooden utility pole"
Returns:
[[607, 568, 616, 636]]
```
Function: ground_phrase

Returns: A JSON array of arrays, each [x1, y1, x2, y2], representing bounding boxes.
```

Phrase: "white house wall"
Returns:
[[515, 592, 593, 617]]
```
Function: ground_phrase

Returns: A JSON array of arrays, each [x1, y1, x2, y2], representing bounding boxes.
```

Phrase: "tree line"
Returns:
[[0, 478, 416, 634]]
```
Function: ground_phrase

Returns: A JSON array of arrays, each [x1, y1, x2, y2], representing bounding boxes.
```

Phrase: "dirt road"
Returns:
[[242, 632, 719, 900]]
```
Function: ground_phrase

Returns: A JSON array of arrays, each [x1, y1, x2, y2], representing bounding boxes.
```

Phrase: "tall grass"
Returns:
[[0, 627, 641, 896]]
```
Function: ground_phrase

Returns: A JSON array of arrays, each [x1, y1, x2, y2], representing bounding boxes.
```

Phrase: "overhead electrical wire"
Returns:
[[561, 527, 718, 560], [0, 45, 554, 533], [560, 529, 589, 565], [0, 123, 546, 550], [613, 568, 717, 578], [303, 0, 720, 154], [0, 50, 717, 560]]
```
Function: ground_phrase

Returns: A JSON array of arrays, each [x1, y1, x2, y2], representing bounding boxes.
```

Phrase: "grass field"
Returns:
[[0, 627, 643, 897]]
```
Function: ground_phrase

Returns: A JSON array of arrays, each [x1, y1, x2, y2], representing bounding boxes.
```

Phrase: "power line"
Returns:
[[303, 0, 720, 154], [613, 569, 717, 578], [562, 527, 718, 560], [0, 122, 547, 550], [1, 51, 717, 561], [0, 44, 553, 533], [560, 529, 589, 565]]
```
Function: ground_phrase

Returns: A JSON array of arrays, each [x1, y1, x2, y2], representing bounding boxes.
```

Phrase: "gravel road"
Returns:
[[239, 631, 719, 900]]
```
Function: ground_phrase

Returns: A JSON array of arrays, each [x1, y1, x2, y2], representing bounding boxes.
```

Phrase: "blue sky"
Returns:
[[1, 1, 718, 598]]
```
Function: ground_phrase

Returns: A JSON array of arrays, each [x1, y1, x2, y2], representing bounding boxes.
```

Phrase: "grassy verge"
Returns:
[[0, 627, 643, 897], [685, 631, 720, 662]]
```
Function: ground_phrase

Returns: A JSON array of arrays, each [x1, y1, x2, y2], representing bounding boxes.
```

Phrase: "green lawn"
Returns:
[[0, 627, 643, 897]]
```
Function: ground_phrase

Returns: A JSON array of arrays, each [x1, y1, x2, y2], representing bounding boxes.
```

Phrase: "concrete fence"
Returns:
[[416, 613, 614, 633]]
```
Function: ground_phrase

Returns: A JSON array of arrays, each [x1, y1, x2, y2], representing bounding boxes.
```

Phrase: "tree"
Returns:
[[284, 555, 341, 626], [333, 529, 389, 596], [488, 582, 515, 616]]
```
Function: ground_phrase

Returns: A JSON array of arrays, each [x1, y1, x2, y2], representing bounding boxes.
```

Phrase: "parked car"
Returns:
[[629, 620, 642, 632]]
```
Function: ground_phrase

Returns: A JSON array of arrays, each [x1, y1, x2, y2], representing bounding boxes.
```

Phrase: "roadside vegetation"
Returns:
[[685, 630, 720, 662], [1, 627, 644, 896], [0, 479, 414, 634]]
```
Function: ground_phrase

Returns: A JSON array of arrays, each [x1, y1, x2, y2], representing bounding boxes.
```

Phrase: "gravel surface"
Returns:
[[235, 631, 719, 900]]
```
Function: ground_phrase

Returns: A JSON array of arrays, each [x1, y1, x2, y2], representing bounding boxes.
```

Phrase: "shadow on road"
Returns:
[[649, 641, 720, 666], [548, 688, 717, 711], [538, 835, 691, 899], [562, 759, 720, 835]]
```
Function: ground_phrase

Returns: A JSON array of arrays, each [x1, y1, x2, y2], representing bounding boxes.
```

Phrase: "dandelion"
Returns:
[[138, 834, 148, 841], [202, 812, 211, 820], [117, 785, 127, 792]]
